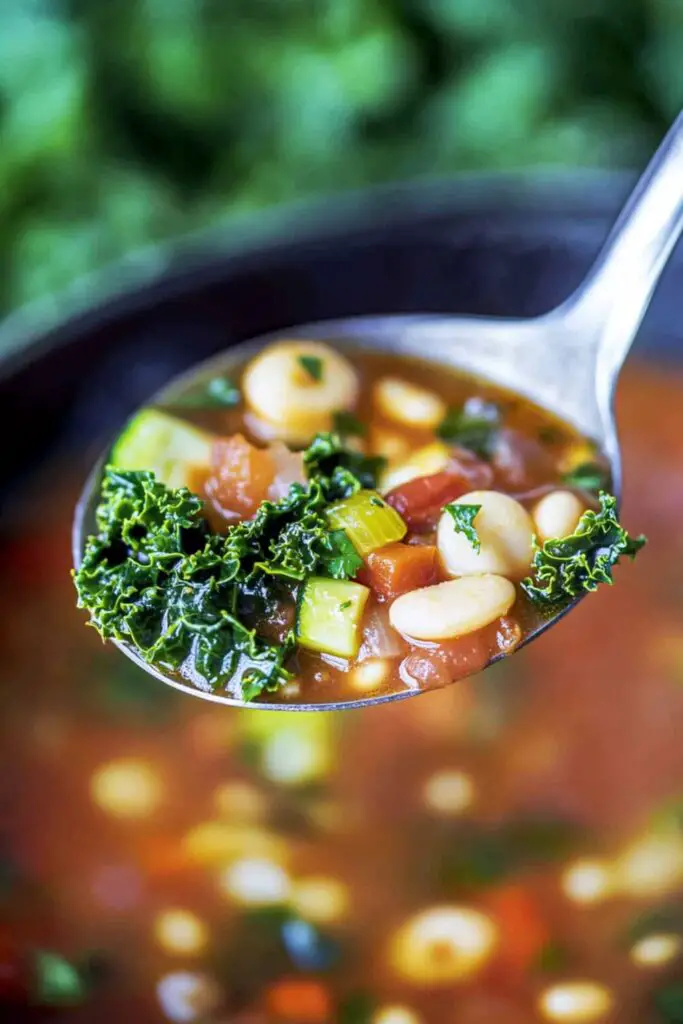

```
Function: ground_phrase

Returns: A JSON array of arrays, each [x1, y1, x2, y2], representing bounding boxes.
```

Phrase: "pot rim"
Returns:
[[0, 168, 634, 385]]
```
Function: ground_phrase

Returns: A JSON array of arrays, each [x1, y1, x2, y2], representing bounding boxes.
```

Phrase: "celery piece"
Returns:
[[326, 489, 407, 556], [296, 577, 370, 658]]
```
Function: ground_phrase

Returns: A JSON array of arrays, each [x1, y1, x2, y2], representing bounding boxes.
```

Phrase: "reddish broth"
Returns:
[[1, 363, 681, 1022]]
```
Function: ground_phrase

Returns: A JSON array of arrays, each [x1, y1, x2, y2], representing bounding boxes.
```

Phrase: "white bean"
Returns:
[[533, 489, 585, 543], [389, 575, 515, 641], [437, 490, 534, 581], [380, 441, 450, 492], [242, 340, 358, 445], [350, 659, 390, 692], [369, 426, 411, 463], [374, 376, 446, 430]]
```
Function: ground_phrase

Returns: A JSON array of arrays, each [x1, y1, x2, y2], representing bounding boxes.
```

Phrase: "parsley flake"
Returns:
[[298, 355, 324, 382], [444, 503, 482, 552]]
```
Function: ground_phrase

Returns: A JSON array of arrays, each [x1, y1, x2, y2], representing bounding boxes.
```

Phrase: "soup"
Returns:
[[1, 361, 681, 1022], [74, 340, 641, 706]]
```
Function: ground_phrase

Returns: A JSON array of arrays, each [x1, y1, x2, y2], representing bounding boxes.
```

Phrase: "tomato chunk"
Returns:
[[400, 633, 490, 689], [385, 471, 471, 530], [205, 434, 275, 523], [366, 542, 438, 601], [484, 885, 550, 975]]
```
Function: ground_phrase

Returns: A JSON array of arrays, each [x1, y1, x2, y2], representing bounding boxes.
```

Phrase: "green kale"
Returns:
[[222, 479, 361, 583], [521, 492, 646, 604], [332, 409, 366, 438], [74, 469, 293, 698], [437, 396, 501, 459], [303, 431, 386, 498], [444, 502, 482, 552], [298, 354, 324, 382], [562, 460, 610, 493], [653, 981, 683, 1024], [74, 435, 369, 700]]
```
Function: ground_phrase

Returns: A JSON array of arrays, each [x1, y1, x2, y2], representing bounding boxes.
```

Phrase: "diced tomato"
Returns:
[[400, 633, 490, 689], [204, 434, 275, 523], [385, 452, 491, 531], [485, 885, 550, 975], [366, 542, 438, 601], [265, 978, 331, 1022]]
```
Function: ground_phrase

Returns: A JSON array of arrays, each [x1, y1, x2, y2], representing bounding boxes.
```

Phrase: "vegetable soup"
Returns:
[[1, 360, 682, 1022], [74, 341, 644, 705]]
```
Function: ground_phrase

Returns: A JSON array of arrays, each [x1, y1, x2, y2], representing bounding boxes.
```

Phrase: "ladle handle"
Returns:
[[560, 109, 683, 398]]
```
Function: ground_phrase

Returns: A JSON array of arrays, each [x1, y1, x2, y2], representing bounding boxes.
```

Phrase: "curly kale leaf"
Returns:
[[74, 469, 293, 698], [303, 431, 386, 498], [521, 492, 646, 604], [74, 435, 369, 699]]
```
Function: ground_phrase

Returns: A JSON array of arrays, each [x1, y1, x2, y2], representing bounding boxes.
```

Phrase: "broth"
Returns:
[[1, 361, 682, 1022], [76, 341, 627, 706]]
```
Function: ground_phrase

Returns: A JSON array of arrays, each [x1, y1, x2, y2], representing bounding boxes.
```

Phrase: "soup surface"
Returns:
[[74, 340, 640, 706], [0, 361, 681, 1023]]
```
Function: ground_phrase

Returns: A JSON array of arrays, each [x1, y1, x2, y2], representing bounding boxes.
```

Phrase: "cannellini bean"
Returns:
[[380, 441, 450, 492], [370, 426, 411, 463], [533, 489, 585, 543], [374, 376, 447, 430], [389, 575, 516, 641], [242, 340, 358, 445], [350, 659, 390, 692], [437, 490, 534, 580]]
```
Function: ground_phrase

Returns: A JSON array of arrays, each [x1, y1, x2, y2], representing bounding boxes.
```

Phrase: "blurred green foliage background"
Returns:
[[1, 0, 681, 316]]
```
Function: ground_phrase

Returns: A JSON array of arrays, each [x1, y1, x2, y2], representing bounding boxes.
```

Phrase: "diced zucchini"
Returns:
[[296, 577, 370, 658], [326, 489, 407, 557], [110, 409, 214, 490]]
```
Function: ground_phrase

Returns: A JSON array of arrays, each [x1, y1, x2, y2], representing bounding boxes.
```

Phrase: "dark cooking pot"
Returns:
[[1, 171, 681, 495]]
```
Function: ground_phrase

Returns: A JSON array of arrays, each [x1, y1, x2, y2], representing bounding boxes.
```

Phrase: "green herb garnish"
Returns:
[[653, 981, 683, 1024], [298, 355, 324, 382], [333, 410, 366, 438], [522, 492, 646, 604], [339, 600, 352, 611], [562, 460, 610, 493], [74, 433, 376, 701], [444, 503, 482, 552], [437, 396, 501, 459], [533, 941, 571, 974], [176, 376, 240, 408]]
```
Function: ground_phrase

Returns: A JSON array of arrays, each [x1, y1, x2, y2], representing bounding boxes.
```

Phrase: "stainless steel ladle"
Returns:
[[74, 111, 683, 711]]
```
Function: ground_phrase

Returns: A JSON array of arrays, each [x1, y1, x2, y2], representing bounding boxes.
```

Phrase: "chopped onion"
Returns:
[[358, 604, 403, 660], [267, 442, 306, 500]]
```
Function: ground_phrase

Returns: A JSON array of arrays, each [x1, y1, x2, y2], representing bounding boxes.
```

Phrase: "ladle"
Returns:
[[74, 111, 683, 710]]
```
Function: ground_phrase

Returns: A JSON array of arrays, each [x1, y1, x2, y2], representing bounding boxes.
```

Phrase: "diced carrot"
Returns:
[[265, 979, 331, 1022], [485, 885, 550, 975], [204, 434, 275, 523], [366, 542, 438, 601]]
